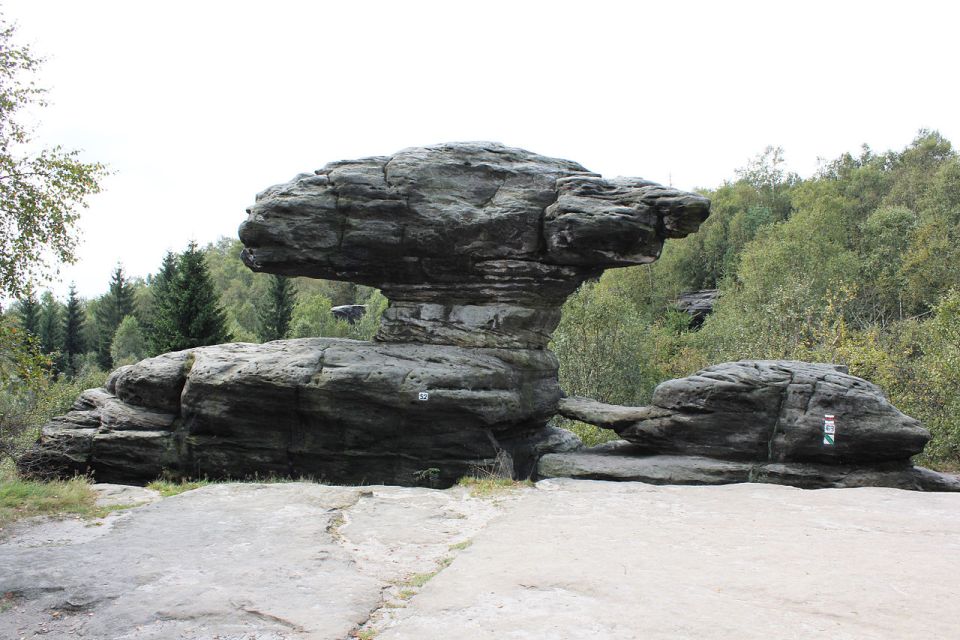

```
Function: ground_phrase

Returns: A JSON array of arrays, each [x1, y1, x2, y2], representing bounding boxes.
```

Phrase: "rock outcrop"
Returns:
[[239, 142, 709, 350], [28, 340, 579, 486], [546, 360, 958, 491], [331, 304, 366, 324], [23, 143, 709, 486], [675, 288, 718, 327]]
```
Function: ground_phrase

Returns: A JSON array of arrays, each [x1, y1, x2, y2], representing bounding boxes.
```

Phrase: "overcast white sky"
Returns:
[[5, 0, 959, 299]]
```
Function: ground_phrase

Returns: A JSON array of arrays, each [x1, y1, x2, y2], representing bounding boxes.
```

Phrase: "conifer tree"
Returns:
[[16, 286, 40, 337], [173, 242, 231, 349], [38, 291, 62, 356], [95, 264, 135, 368], [147, 251, 180, 355], [150, 243, 231, 353], [62, 283, 85, 377], [257, 275, 296, 342]]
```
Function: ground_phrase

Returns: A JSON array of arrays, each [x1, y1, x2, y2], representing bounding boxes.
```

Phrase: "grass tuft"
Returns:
[[457, 476, 533, 498], [448, 539, 472, 551], [556, 417, 618, 447], [0, 477, 100, 529], [146, 479, 210, 497]]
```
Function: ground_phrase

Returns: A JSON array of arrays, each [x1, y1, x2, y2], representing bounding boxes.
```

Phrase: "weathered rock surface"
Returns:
[[26, 143, 708, 487], [675, 288, 718, 327], [0, 483, 504, 639], [330, 303, 366, 323], [239, 142, 710, 349], [6, 480, 960, 639], [560, 361, 930, 464], [538, 441, 960, 491], [552, 360, 957, 490], [23, 339, 576, 486]]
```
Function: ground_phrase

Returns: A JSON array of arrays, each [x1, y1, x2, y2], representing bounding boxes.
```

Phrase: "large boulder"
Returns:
[[23, 143, 708, 486], [538, 442, 960, 491], [23, 339, 584, 486], [559, 361, 929, 464], [549, 360, 958, 491]]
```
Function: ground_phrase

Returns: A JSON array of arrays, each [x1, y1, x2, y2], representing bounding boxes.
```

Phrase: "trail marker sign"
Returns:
[[823, 414, 836, 445]]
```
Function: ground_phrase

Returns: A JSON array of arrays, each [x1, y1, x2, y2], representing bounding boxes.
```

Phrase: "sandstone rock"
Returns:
[[675, 288, 719, 327], [552, 360, 953, 491], [27, 143, 710, 487], [24, 339, 573, 486], [331, 303, 366, 324], [537, 441, 960, 491], [560, 361, 929, 465], [239, 142, 709, 349]]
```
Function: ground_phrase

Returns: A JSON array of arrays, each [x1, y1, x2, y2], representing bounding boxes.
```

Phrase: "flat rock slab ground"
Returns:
[[2, 481, 959, 639]]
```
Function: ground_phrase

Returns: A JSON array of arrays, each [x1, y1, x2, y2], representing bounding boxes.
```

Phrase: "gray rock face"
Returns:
[[0, 483, 506, 639], [551, 360, 956, 490], [538, 442, 960, 491], [25, 339, 566, 486], [239, 142, 709, 350], [561, 361, 929, 464], [331, 303, 367, 324], [675, 288, 719, 327]]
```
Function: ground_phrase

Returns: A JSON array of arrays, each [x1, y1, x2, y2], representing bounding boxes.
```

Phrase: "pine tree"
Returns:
[[62, 283, 85, 377], [38, 291, 62, 357], [95, 264, 136, 369], [257, 275, 296, 342], [149, 242, 231, 353], [173, 242, 231, 349], [148, 251, 180, 355], [16, 286, 40, 337]]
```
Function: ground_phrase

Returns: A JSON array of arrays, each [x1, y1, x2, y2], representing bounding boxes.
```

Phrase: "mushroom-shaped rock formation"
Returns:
[[239, 142, 709, 349], [23, 143, 710, 486]]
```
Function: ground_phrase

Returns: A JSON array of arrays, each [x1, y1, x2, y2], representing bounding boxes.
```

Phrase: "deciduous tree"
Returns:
[[0, 16, 107, 298]]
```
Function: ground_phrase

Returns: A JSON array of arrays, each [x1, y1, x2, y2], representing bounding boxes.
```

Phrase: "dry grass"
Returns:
[[457, 475, 533, 498], [145, 479, 211, 497], [0, 477, 105, 530]]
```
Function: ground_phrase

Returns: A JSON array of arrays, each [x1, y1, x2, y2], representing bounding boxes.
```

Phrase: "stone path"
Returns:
[[2, 480, 958, 639]]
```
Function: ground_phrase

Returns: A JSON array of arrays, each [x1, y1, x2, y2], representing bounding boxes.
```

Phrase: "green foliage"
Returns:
[[289, 287, 387, 341], [456, 475, 532, 498], [173, 242, 232, 348], [0, 477, 99, 529], [145, 479, 210, 497], [37, 290, 62, 357], [146, 251, 180, 355], [0, 17, 107, 299], [61, 284, 85, 377], [149, 242, 231, 353], [95, 265, 136, 369], [914, 290, 960, 464], [547, 133, 960, 470], [15, 286, 40, 337], [257, 275, 296, 342], [0, 315, 49, 462], [110, 315, 147, 366], [552, 278, 671, 407]]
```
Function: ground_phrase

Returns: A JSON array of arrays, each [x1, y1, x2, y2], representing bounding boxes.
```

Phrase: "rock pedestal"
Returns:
[[23, 143, 709, 486]]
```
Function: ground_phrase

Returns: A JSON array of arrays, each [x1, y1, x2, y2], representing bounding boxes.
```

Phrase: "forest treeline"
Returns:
[[554, 131, 960, 467], [5, 131, 959, 468]]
